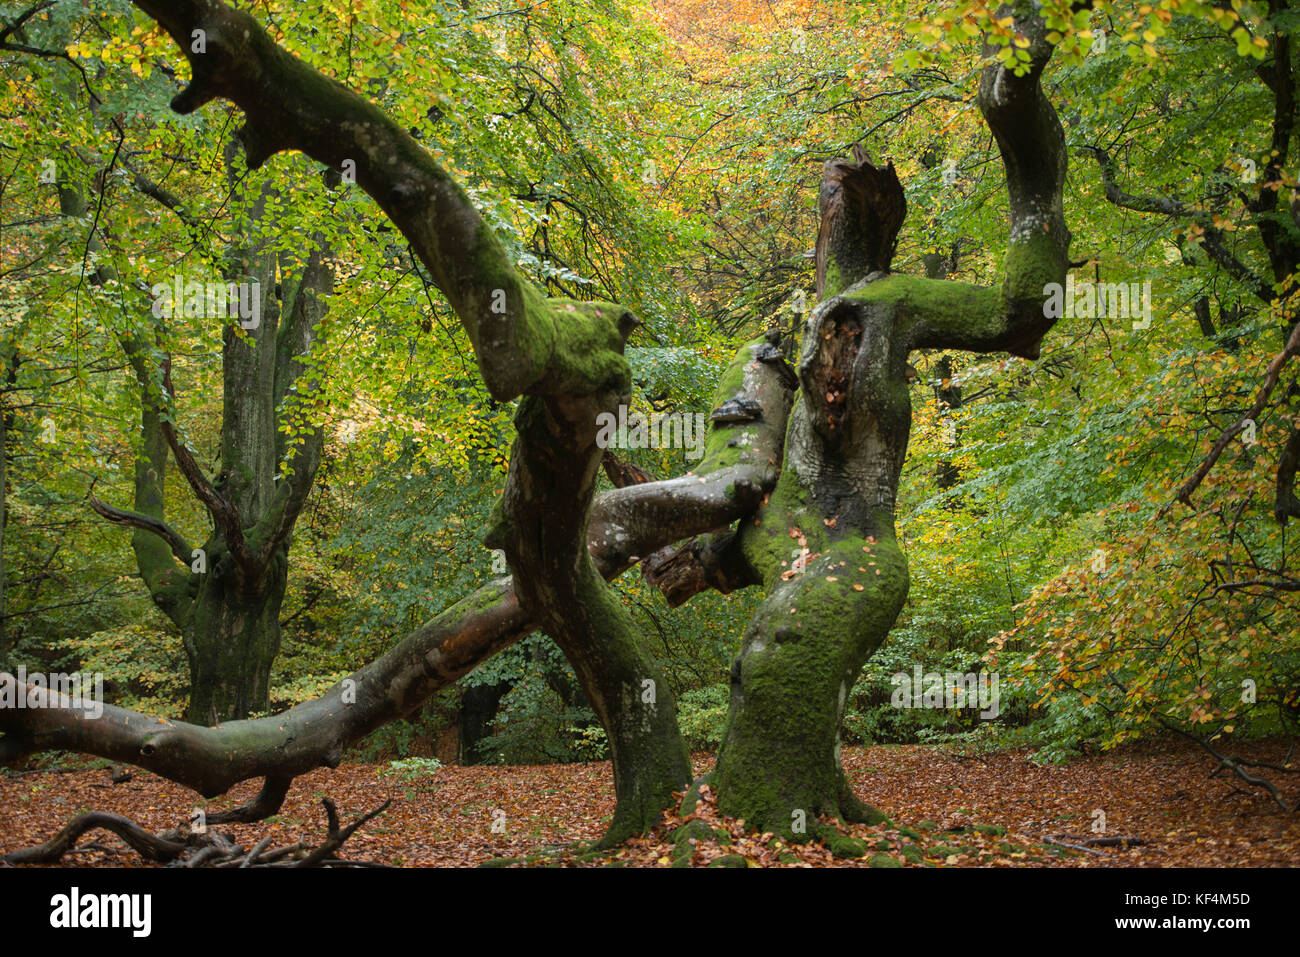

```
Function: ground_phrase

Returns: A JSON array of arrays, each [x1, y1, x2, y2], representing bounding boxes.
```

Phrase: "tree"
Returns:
[[969, 0, 1300, 795], [1, 0, 1070, 848], [54, 145, 334, 726], [1, 3, 345, 724]]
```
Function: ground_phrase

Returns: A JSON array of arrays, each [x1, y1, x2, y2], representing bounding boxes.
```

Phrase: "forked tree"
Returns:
[[62, 148, 334, 726], [0, 0, 1068, 849]]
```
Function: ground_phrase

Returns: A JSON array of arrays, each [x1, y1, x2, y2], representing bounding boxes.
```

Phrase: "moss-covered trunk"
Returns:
[[184, 600, 280, 725], [713, 515, 907, 834], [713, 297, 913, 835], [183, 545, 287, 725], [494, 312, 693, 845], [712, 12, 1069, 837], [497, 395, 693, 845], [552, 562, 692, 844]]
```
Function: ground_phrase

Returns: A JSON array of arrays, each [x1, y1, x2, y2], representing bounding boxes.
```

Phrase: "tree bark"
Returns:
[[496, 380, 694, 843], [183, 547, 288, 725], [713, 295, 912, 833], [711, 5, 1070, 838]]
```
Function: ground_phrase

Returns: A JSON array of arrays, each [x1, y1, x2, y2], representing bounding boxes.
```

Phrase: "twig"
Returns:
[[4, 794, 389, 867], [1043, 834, 1106, 856]]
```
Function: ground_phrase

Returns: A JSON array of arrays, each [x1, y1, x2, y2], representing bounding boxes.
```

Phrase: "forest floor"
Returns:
[[1, 737, 1297, 867]]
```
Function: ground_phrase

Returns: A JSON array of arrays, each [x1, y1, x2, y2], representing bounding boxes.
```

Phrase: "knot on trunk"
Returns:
[[815, 145, 906, 299]]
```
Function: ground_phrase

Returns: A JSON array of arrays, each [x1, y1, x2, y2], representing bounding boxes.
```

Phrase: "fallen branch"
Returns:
[[1, 797, 391, 867], [1042, 835, 1106, 856], [1156, 717, 1295, 813], [1078, 834, 1147, 848], [294, 797, 391, 867], [1, 812, 187, 864]]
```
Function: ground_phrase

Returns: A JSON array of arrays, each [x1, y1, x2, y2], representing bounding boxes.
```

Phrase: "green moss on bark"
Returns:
[[714, 531, 909, 837], [534, 298, 631, 396], [183, 545, 288, 725], [1003, 228, 1066, 303], [696, 338, 769, 472], [845, 275, 1000, 338]]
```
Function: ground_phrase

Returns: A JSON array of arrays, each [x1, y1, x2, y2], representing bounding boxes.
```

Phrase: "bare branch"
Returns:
[[1081, 145, 1270, 300], [88, 495, 192, 567], [1155, 716, 1294, 812], [0, 2, 54, 42], [1173, 320, 1300, 509], [158, 416, 256, 575]]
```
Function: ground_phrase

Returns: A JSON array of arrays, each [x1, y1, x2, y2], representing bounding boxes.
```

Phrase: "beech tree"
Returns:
[[0, 0, 1071, 848], [70, 155, 335, 727]]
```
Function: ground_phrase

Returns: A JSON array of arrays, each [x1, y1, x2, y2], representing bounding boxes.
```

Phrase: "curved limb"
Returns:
[[2, 812, 188, 864], [131, 0, 559, 401], [0, 341, 791, 810], [88, 495, 192, 570], [906, 11, 1070, 359]]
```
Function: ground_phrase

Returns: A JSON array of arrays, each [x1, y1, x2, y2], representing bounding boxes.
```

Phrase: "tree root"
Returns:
[[667, 776, 880, 862], [808, 821, 868, 859], [837, 781, 890, 826], [1, 812, 187, 864], [1, 796, 389, 867]]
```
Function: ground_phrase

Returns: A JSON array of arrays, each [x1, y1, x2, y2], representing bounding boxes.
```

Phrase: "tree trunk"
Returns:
[[552, 564, 693, 843], [0, 377, 7, 667], [714, 294, 911, 835], [497, 383, 693, 846], [459, 680, 510, 764], [713, 7, 1068, 838], [183, 545, 287, 725], [932, 354, 963, 494]]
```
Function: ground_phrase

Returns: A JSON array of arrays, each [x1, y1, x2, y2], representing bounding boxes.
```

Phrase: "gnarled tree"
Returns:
[[1, 0, 1069, 849], [707, 12, 1069, 832]]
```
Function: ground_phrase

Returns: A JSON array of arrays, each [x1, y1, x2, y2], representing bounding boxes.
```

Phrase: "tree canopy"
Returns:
[[0, 0, 1297, 869]]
